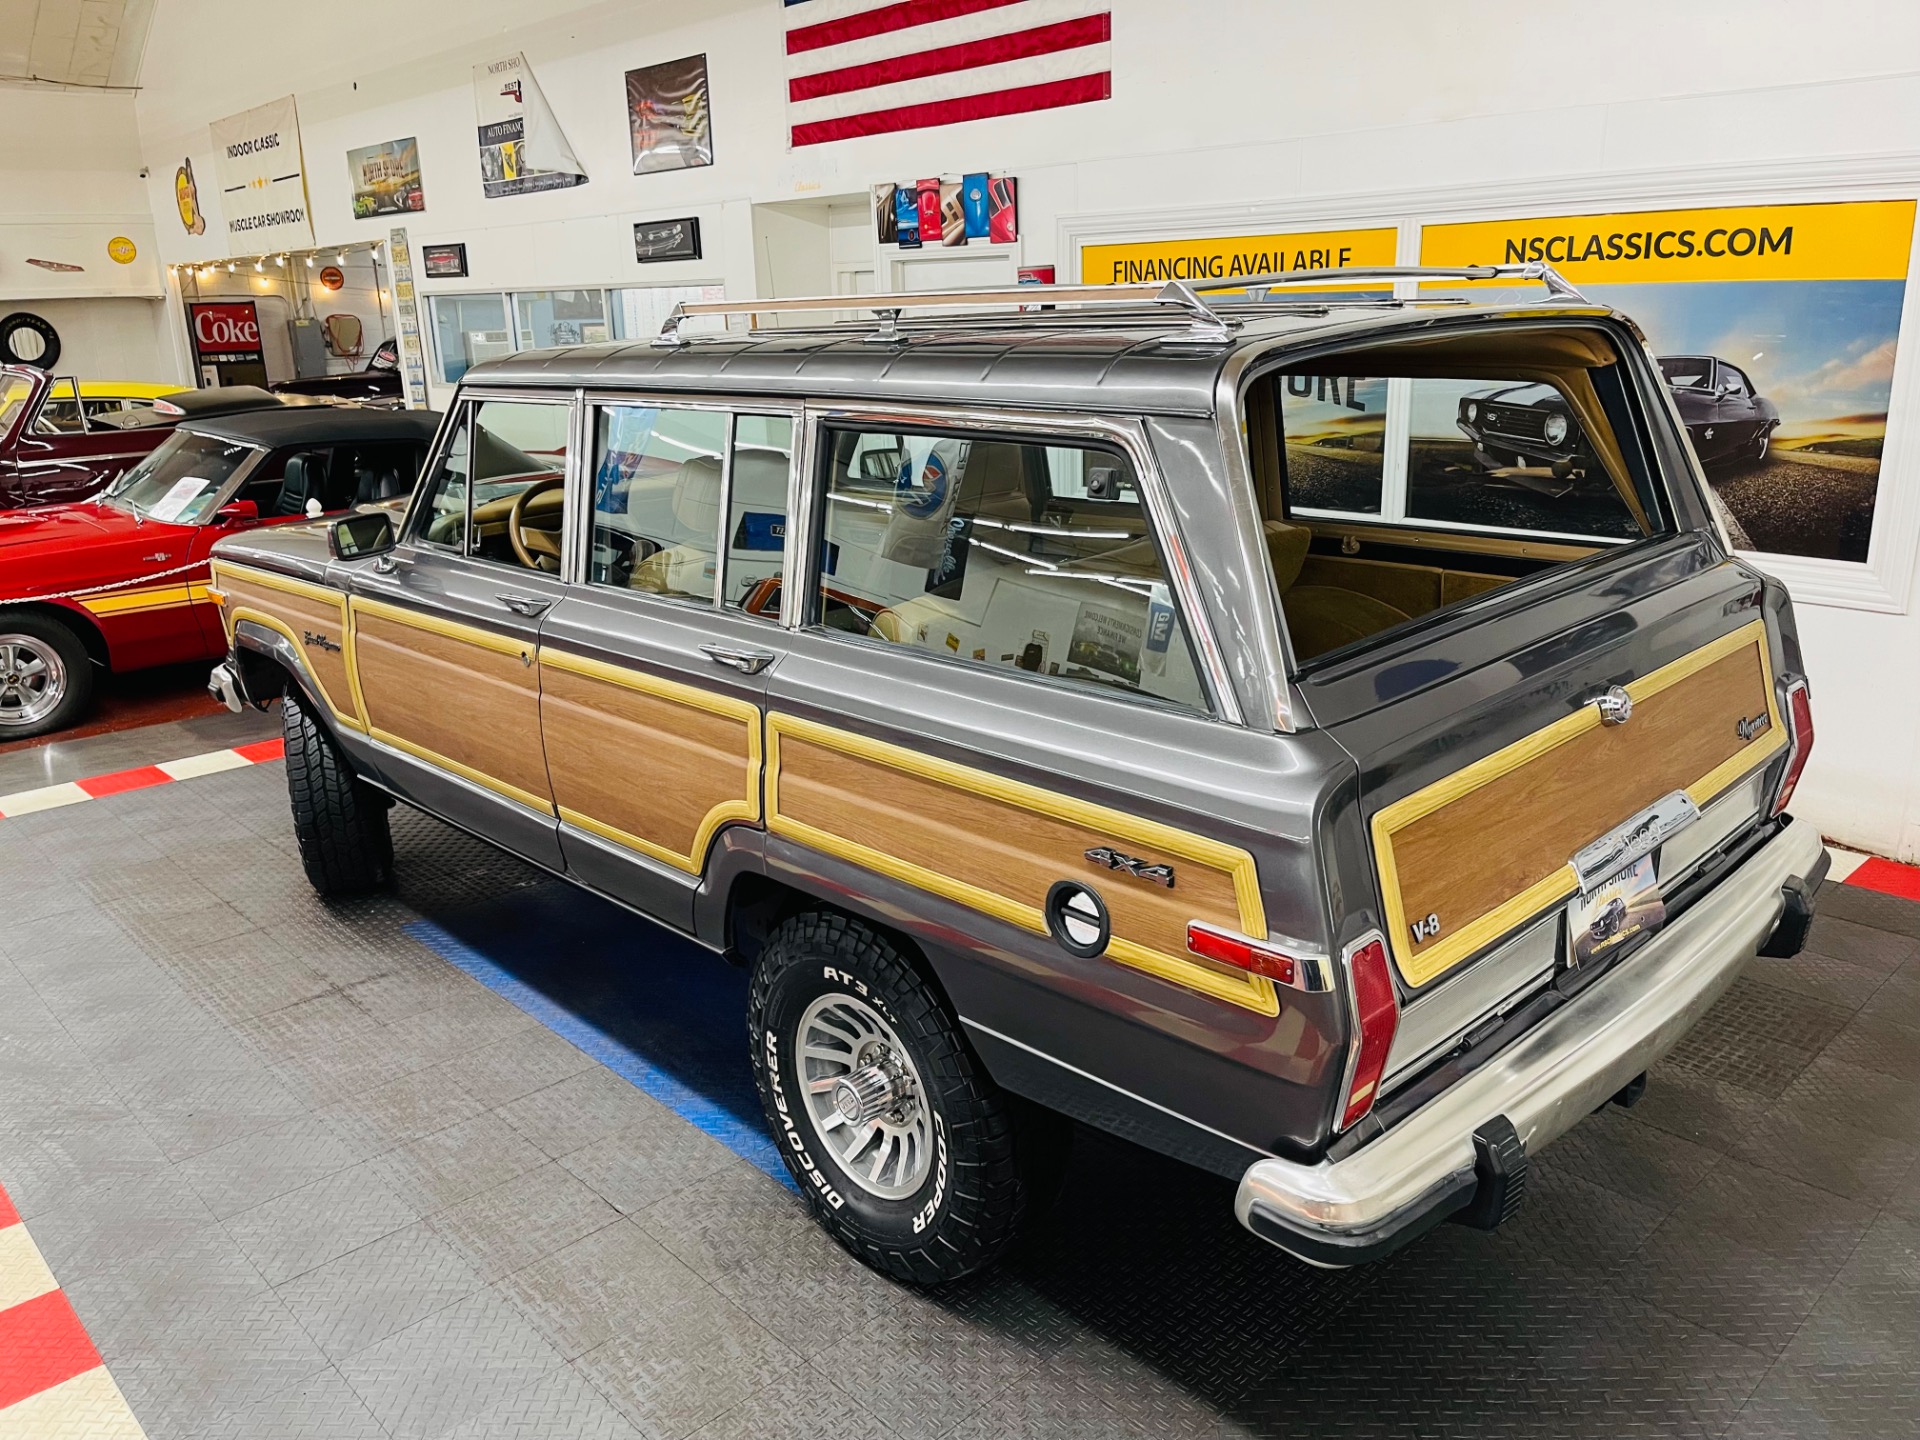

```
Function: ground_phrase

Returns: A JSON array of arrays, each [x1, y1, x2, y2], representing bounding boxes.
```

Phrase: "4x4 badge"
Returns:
[[1083, 847, 1175, 888]]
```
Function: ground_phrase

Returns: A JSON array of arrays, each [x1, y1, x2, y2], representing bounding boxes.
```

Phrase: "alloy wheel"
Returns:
[[0, 634, 65, 729], [795, 992, 934, 1200]]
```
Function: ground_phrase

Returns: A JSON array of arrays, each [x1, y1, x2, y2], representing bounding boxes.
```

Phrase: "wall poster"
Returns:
[[1423, 200, 1917, 563], [472, 53, 589, 199], [209, 95, 314, 253], [626, 55, 713, 175], [387, 227, 432, 410], [348, 137, 425, 218]]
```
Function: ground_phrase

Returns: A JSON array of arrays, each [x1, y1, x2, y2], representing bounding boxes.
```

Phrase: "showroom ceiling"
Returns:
[[0, 0, 152, 88]]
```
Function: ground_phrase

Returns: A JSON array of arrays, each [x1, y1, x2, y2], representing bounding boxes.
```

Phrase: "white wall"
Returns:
[[127, 0, 1920, 856]]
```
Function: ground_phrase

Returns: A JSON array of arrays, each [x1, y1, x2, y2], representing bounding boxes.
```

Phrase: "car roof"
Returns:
[[464, 300, 1627, 418], [181, 406, 442, 447]]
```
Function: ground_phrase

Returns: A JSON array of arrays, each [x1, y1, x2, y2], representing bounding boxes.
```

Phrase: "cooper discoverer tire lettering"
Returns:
[[283, 686, 392, 895], [747, 910, 1055, 1285]]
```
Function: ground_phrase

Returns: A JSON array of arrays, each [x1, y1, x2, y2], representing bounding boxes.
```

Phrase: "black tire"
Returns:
[[749, 911, 1054, 1285], [283, 686, 392, 894], [0, 312, 60, 369], [0, 610, 93, 740]]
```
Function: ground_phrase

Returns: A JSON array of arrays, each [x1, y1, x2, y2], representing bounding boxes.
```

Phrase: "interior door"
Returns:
[[538, 401, 799, 929], [346, 393, 576, 870]]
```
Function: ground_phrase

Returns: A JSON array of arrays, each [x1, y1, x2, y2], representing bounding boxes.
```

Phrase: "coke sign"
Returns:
[[189, 302, 263, 360]]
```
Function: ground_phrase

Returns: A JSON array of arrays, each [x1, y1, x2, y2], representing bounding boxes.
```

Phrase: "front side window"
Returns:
[[588, 405, 728, 599], [813, 427, 1208, 712], [31, 380, 83, 435], [416, 399, 571, 569], [103, 432, 261, 524]]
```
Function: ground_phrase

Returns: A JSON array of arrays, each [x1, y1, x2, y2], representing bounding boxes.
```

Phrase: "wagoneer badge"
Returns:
[[1572, 789, 1700, 892], [1736, 711, 1771, 741], [1594, 686, 1633, 726]]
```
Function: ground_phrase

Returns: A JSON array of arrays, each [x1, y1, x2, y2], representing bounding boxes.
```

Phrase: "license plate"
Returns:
[[1567, 855, 1665, 968]]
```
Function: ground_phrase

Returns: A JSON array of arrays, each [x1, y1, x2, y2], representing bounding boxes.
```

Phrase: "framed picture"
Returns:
[[421, 243, 468, 278], [627, 55, 714, 175], [634, 218, 702, 264]]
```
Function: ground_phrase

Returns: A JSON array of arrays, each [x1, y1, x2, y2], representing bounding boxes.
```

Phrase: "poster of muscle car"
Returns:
[[472, 53, 588, 199], [347, 137, 425, 217], [1422, 200, 1917, 562]]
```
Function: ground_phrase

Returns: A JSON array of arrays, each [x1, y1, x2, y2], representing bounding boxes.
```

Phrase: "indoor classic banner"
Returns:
[[209, 95, 314, 253], [472, 53, 589, 199], [1423, 200, 1917, 563]]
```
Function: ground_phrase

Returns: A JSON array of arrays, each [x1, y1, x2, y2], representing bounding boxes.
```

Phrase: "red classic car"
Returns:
[[0, 364, 292, 510], [0, 404, 437, 739]]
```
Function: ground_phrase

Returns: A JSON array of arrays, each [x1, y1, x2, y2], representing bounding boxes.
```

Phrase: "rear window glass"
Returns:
[[1250, 326, 1672, 664]]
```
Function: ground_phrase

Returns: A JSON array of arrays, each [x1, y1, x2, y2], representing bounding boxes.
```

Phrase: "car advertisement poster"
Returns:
[[1422, 200, 1918, 562], [472, 53, 589, 199], [626, 55, 713, 175], [347, 137, 424, 218], [209, 95, 315, 253], [1081, 225, 1399, 286]]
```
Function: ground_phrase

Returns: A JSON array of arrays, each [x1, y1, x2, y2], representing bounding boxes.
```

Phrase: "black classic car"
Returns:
[[269, 338, 403, 405], [1657, 355, 1780, 466], [1458, 355, 1779, 480]]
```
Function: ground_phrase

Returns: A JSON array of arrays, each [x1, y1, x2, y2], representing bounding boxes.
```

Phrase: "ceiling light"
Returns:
[[305, 253, 315, 268], [255, 258, 264, 272], [275, 254, 285, 267], [226, 262, 235, 273], [336, 251, 347, 265]]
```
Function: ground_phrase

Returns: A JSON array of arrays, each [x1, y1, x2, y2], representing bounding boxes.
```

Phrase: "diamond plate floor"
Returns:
[[0, 743, 1916, 1438]]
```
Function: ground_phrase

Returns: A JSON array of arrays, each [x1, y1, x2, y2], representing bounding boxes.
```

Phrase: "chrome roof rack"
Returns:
[[651, 263, 1587, 348]]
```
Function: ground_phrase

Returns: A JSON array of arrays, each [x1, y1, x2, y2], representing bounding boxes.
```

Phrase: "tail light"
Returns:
[[1771, 678, 1813, 817], [1336, 935, 1399, 1131], [1186, 922, 1334, 991]]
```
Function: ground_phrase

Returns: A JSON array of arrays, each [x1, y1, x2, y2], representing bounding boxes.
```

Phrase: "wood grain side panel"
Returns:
[[775, 735, 1242, 965], [217, 572, 358, 724], [1384, 633, 1779, 984], [352, 612, 550, 807], [540, 662, 758, 871]]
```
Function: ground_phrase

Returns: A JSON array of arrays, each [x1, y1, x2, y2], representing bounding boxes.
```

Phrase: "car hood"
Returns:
[[0, 503, 197, 585]]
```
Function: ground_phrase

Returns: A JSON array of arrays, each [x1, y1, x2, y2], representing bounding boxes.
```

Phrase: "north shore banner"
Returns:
[[473, 53, 589, 199]]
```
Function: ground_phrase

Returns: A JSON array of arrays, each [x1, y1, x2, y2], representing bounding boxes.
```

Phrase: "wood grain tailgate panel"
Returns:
[[1375, 621, 1786, 987], [768, 715, 1278, 1014]]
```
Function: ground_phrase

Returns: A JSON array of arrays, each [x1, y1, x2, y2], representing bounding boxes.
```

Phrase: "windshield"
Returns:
[[106, 431, 260, 524], [1659, 356, 1714, 389], [0, 374, 35, 435]]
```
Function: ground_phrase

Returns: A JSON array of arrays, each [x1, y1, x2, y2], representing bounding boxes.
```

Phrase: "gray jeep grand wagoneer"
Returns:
[[207, 267, 1824, 1283]]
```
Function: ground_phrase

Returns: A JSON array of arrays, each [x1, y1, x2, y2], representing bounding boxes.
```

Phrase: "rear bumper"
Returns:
[[1235, 815, 1827, 1266]]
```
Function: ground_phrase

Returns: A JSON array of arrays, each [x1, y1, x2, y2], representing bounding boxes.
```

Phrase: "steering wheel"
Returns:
[[507, 476, 565, 570]]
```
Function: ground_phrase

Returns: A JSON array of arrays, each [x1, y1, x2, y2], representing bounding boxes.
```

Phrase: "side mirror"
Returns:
[[329, 510, 396, 560], [214, 499, 259, 526]]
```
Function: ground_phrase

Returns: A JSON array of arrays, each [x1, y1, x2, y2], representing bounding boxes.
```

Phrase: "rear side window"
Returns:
[[812, 427, 1209, 713]]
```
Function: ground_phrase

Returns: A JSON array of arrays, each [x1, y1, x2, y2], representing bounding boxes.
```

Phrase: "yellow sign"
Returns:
[[1421, 200, 1914, 284], [107, 235, 137, 264], [1082, 226, 1398, 286]]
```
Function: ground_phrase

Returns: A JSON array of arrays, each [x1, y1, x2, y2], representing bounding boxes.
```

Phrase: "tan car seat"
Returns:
[[630, 455, 722, 597], [1266, 519, 1412, 661]]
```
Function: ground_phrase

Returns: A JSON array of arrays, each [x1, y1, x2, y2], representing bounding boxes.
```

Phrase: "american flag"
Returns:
[[784, 0, 1112, 148]]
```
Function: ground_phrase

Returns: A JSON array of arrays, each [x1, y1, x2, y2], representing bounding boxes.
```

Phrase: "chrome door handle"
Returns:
[[700, 643, 775, 675], [496, 592, 554, 617]]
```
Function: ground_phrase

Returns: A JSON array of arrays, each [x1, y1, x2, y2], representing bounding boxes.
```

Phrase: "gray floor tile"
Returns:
[[176, 1114, 368, 1220], [223, 1159, 419, 1285], [275, 1220, 485, 1363], [441, 1364, 645, 1440], [189, 1365, 389, 1440], [320, 1063, 492, 1154], [433, 1023, 597, 1109], [370, 1110, 550, 1213], [495, 1067, 667, 1160], [496, 1216, 710, 1360], [424, 1160, 622, 1283], [555, 1101, 741, 1216], [338, 1287, 567, 1439]]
